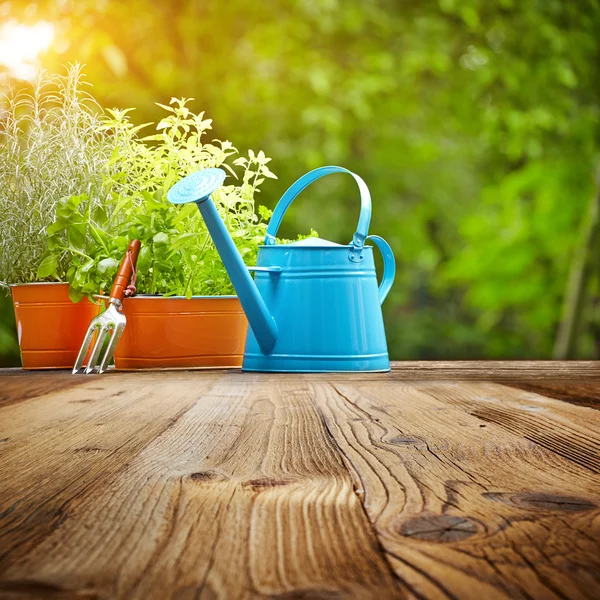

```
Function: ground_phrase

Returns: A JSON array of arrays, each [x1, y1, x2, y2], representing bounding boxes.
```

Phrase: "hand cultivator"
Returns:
[[73, 240, 140, 374]]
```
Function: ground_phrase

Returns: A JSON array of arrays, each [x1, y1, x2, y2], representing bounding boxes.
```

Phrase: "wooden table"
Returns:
[[1, 362, 599, 599]]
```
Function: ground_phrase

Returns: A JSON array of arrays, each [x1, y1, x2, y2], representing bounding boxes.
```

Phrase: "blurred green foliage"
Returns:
[[1, 0, 599, 365]]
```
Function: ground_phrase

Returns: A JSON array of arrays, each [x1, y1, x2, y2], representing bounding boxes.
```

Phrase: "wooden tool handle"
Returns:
[[109, 240, 141, 302]]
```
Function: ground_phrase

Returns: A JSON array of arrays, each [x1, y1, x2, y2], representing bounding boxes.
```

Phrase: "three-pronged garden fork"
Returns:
[[73, 240, 141, 374]]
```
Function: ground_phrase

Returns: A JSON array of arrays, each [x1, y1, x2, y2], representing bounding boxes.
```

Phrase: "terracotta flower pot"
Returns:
[[113, 295, 248, 370], [10, 282, 100, 370]]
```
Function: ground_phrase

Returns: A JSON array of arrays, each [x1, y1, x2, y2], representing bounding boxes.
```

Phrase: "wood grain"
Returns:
[[314, 380, 600, 600], [0, 372, 90, 409], [0, 372, 401, 600], [424, 382, 600, 474], [0, 373, 217, 573], [387, 362, 600, 381], [1, 364, 600, 599], [506, 381, 600, 410]]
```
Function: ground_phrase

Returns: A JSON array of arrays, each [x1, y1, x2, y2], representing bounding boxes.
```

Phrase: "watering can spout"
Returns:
[[167, 170, 278, 355], [196, 198, 278, 353]]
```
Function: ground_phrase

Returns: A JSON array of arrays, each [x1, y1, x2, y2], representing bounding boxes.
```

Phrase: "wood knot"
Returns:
[[73, 447, 107, 454], [189, 471, 227, 483], [483, 492, 596, 512], [242, 477, 293, 491], [521, 405, 546, 412], [398, 514, 479, 542], [389, 436, 423, 446]]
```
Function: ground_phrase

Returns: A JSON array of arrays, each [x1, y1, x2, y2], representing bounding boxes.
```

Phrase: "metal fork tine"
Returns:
[[84, 326, 111, 374], [97, 324, 125, 374], [73, 322, 100, 374]]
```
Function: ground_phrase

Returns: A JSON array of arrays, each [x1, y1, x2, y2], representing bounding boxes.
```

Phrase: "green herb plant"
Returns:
[[0, 64, 116, 289], [40, 98, 298, 300]]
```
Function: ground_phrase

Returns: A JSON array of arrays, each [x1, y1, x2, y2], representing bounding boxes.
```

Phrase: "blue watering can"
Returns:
[[167, 165, 396, 372]]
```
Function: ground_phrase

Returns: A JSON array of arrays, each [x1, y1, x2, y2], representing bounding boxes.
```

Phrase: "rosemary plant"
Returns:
[[0, 64, 116, 288]]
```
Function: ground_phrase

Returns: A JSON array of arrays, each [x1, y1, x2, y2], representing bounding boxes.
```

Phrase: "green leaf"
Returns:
[[114, 237, 129, 252], [97, 258, 119, 275], [258, 205, 273, 220], [171, 203, 197, 226], [169, 232, 202, 250], [47, 219, 67, 235], [155, 102, 176, 113], [153, 232, 169, 246], [262, 166, 278, 179], [137, 246, 152, 271], [56, 203, 79, 220], [67, 226, 87, 251], [92, 206, 108, 226], [37, 255, 59, 280], [222, 163, 238, 178], [112, 196, 131, 217], [80, 260, 94, 274], [68, 287, 84, 303]]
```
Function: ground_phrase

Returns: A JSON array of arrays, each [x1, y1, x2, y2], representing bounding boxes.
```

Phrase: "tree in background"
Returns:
[[1, 0, 599, 364]]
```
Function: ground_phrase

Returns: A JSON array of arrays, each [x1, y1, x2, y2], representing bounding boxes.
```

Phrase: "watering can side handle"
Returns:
[[366, 235, 395, 304], [264, 166, 371, 249]]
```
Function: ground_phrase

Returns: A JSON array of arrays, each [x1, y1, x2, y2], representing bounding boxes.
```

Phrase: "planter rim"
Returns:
[[124, 294, 238, 300], [9, 281, 66, 288], [9, 285, 239, 300]]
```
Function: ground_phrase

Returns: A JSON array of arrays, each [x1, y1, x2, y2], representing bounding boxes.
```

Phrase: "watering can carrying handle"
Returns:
[[366, 235, 396, 304], [264, 166, 372, 254]]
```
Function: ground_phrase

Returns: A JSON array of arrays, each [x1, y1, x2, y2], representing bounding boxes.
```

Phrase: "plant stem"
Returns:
[[553, 167, 600, 358], [89, 223, 109, 254], [68, 247, 94, 261], [151, 259, 156, 295], [184, 235, 210, 297]]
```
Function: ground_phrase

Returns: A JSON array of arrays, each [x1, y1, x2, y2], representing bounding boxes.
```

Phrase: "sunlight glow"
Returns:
[[0, 19, 55, 80]]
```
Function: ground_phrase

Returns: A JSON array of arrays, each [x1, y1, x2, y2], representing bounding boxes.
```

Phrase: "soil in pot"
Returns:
[[11, 282, 101, 370], [113, 295, 248, 369]]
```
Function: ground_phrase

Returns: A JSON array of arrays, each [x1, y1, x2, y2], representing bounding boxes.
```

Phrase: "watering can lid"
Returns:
[[167, 168, 226, 204], [282, 237, 344, 247]]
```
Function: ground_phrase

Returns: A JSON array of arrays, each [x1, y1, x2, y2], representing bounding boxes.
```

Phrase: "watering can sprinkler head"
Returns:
[[167, 168, 226, 205]]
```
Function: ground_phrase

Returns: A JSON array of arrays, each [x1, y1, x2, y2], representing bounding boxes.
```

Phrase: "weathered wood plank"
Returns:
[[423, 382, 600, 474], [0, 371, 91, 409], [0, 373, 402, 599], [211, 361, 600, 382], [314, 380, 600, 600], [3, 361, 600, 383], [387, 362, 600, 381], [0, 373, 218, 572], [507, 381, 600, 410], [2, 367, 600, 600]]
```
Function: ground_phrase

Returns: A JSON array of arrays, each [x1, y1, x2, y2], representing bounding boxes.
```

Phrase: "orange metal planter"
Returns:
[[10, 282, 100, 370], [113, 296, 247, 370]]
